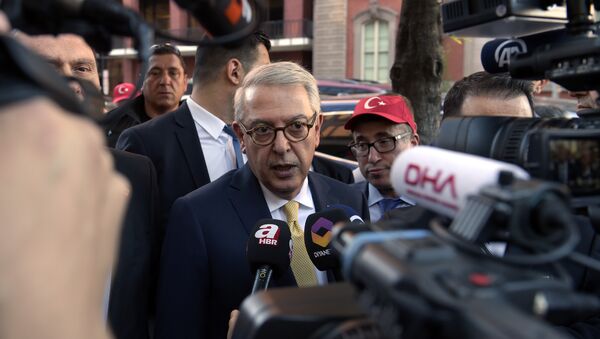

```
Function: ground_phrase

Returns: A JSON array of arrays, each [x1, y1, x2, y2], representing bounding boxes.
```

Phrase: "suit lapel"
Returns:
[[173, 103, 210, 188], [228, 166, 271, 236], [308, 172, 334, 212]]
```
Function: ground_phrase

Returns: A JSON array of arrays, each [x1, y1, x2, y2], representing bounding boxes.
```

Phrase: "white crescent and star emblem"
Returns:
[[364, 96, 387, 109], [117, 86, 130, 95]]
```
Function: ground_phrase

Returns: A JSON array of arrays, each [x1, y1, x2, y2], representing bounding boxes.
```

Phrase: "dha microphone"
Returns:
[[246, 219, 291, 293], [390, 146, 530, 219], [480, 29, 567, 74]]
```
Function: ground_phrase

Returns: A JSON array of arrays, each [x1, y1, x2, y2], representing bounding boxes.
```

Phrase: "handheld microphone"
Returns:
[[246, 219, 291, 293], [328, 204, 365, 224], [304, 209, 351, 281], [480, 29, 566, 74], [390, 146, 530, 219]]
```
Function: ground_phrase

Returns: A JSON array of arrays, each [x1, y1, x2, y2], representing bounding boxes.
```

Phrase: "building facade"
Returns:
[[103, 0, 473, 95]]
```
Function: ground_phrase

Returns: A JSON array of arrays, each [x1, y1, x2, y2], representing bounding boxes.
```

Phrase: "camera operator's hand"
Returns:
[[227, 309, 240, 339], [0, 98, 130, 339], [0, 11, 9, 33]]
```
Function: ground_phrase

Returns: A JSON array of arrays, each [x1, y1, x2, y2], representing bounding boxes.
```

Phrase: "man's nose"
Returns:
[[272, 129, 290, 154], [367, 145, 382, 163]]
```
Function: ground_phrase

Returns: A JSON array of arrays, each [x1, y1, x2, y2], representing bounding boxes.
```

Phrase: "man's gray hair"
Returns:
[[234, 61, 320, 121]]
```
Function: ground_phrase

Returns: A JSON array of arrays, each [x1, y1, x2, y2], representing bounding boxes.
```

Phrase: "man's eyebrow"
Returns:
[[246, 114, 310, 126], [71, 58, 96, 65]]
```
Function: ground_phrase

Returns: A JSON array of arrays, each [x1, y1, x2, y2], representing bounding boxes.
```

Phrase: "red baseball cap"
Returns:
[[344, 95, 417, 133], [112, 83, 137, 104]]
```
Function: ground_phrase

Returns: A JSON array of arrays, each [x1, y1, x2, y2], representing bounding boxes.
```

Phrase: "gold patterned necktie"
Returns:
[[282, 200, 317, 287]]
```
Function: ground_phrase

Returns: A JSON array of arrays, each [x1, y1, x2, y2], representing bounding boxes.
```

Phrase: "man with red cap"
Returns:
[[345, 94, 419, 221]]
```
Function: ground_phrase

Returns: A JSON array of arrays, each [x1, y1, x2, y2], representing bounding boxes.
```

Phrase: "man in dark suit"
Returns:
[[116, 31, 271, 227], [154, 61, 369, 339], [109, 149, 159, 339]]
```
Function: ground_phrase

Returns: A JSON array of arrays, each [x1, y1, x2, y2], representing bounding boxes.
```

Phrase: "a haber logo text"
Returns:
[[404, 163, 457, 199], [254, 224, 280, 246]]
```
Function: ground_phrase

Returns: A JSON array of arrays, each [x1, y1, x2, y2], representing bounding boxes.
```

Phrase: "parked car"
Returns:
[[318, 99, 359, 160], [318, 79, 387, 98]]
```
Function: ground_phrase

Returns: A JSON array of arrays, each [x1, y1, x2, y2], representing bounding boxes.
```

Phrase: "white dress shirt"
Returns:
[[259, 178, 329, 285], [187, 97, 245, 182]]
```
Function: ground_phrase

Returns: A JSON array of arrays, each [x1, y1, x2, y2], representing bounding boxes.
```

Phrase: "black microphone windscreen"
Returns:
[[304, 209, 349, 271], [247, 219, 291, 278], [480, 28, 567, 74], [329, 204, 364, 224]]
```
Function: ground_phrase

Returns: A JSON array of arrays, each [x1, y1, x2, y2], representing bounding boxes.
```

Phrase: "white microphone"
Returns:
[[390, 146, 530, 218]]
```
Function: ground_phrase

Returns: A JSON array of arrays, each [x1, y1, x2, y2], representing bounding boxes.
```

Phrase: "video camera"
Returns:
[[437, 0, 600, 208], [231, 2, 600, 338]]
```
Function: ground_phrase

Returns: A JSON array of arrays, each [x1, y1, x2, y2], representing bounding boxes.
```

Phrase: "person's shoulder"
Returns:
[[350, 181, 367, 193], [128, 102, 189, 134], [310, 171, 356, 192], [178, 169, 236, 204], [110, 149, 153, 171]]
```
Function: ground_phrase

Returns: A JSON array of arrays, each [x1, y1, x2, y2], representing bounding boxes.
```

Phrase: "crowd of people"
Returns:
[[2, 6, 600, 339]]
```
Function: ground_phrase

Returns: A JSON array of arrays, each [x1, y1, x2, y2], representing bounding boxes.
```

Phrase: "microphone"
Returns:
[[390, 146, 530, 219], [246, 219, 292, 293], [480, 28, 567, 74], [172, 0, 257, 38], [304, 209, 351, 281], [328, 204, 365, 224]]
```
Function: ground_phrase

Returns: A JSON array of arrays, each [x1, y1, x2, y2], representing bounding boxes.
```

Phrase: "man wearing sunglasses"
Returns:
[[346, 95, 420, 221], [154, 62, 368, 339]]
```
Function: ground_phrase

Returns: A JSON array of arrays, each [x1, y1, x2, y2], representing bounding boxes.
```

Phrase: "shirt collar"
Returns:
[[186, 97, 226, 139], [367, 183, 415, 206], [260, 177, 314, 213]]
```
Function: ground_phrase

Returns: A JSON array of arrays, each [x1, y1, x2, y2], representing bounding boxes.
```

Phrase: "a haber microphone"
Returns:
[[304, 208, 350, 281], [246, 219, 291, 293], [390, 146, 530, 219], [480, 28, 566, 74]]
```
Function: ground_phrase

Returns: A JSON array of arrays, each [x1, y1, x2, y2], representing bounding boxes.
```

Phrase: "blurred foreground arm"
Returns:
[[0, 98, 130, 339]]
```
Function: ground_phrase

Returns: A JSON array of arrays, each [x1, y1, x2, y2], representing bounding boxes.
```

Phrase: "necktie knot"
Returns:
[[283, 200, 301, 236], [222, 124, 237, 139], [379, 198, 410, 213]]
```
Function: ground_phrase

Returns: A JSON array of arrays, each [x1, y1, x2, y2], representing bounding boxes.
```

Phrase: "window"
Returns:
[[361, 20, 389, 83], [139, 0, 170, 30], [352, 7, 397, 84]]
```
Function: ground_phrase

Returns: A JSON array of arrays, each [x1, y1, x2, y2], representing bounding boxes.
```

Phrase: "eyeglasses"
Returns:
[[150, 43, 182, 57], [239, 112, 318, 146], [349, 132, 412, 157]]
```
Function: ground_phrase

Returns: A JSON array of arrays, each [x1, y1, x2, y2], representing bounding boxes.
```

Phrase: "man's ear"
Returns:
[[232, 121, 246, 153], [226, 59, 244, 86], [411, 133, 420, 146]]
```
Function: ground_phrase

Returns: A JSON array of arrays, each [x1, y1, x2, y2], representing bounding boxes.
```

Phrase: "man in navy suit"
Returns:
[[347, 95, 419, 221], [154, 62, 369, 339]]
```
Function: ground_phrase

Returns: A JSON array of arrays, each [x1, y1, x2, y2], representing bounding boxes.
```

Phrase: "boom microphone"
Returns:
[[246, 219, 291, 293], [390, 146, 530, 218], [480, 29, 567, 74]]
